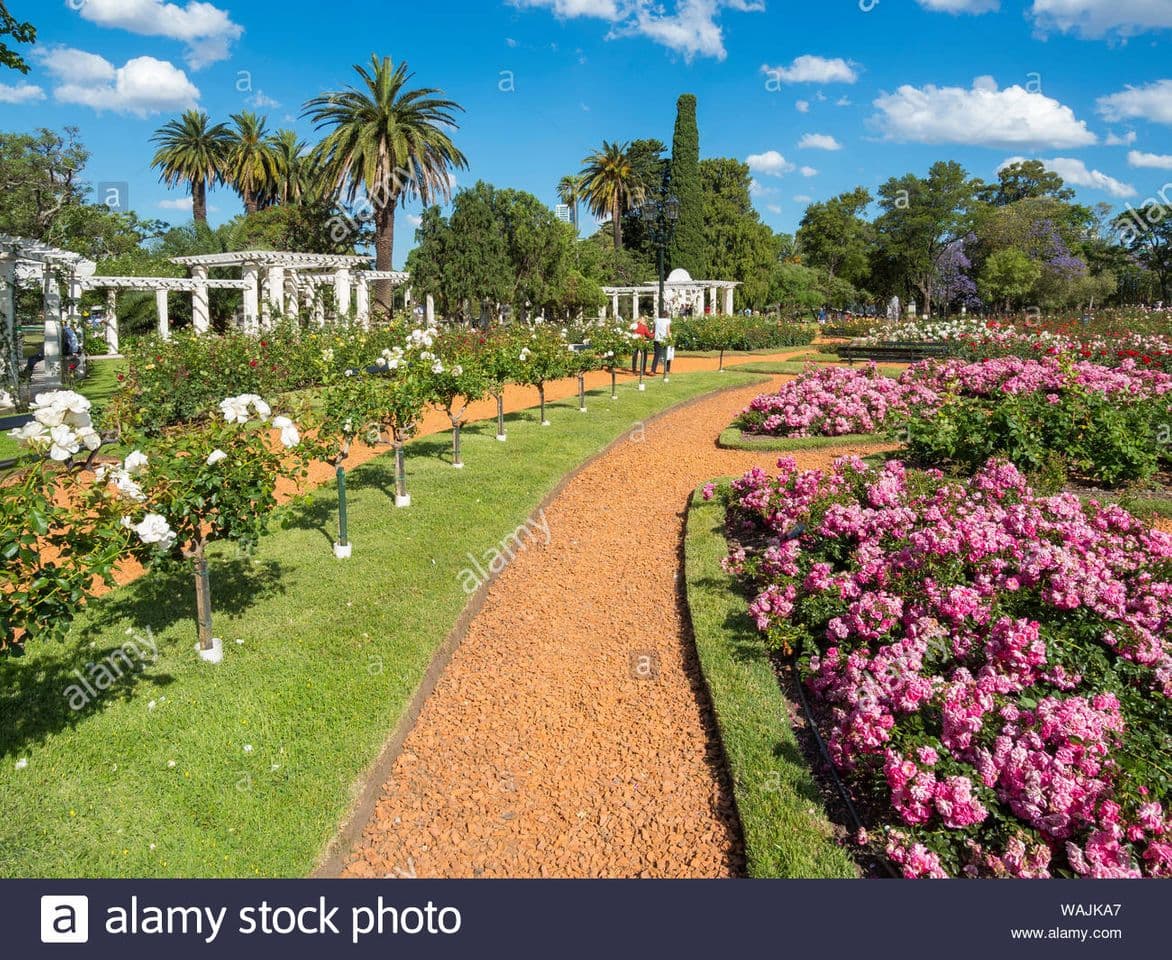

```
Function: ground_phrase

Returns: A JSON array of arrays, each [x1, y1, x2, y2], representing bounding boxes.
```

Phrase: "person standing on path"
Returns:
[[630, 319, 652, 375], [651, 314, 672, 376]]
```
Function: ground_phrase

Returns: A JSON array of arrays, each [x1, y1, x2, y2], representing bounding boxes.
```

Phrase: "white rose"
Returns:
[[123, 450, 149, 476], [206, 449, 228, 466], [114, 471, 145, 502], [452, 365, 463, 377], [48, 425, 81, 462], [10, 421, 48, 448], [220, 396, 251, 425], [134, 513, 176, 550], [272, 416, 300, 449], [77, 427, 103, 452], [250, 397, 272, 421], [431, 361, 444, 375]]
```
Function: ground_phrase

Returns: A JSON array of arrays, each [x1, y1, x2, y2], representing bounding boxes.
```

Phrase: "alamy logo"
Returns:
[[41, 895, 89, 944]]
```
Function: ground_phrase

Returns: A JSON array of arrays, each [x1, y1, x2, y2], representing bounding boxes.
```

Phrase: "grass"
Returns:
[[0, 369, 765, 879], [684, 484, 857, 878], [730, 361, 903, 378], [718, 426, 889, 452]]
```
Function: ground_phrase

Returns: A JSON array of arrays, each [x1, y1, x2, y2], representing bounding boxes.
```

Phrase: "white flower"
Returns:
[[206, 449, 228, 466], [114, 471, 145, 502], [15, 758, 27, 770], [48, 424, 81, 462], [272, 416, 300, 449], [452, 365, 463, 377], [220, 396, 251, 424], [167, 760, 176, 768], [250, 397, 272, 421], [10, 421, 48, 448], [134, 513, 176, 550], [243, 744, 253, 753], [322, 348, 335, 363], [123, 450, 149, 476], [431, 360, 444, 375], [0, 390, 12, 408]]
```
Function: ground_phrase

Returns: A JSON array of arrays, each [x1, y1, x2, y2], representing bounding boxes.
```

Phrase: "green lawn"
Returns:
[[717, 426, 889, 452], [0, 370, 763, 878], [685, 486, 857, 878]]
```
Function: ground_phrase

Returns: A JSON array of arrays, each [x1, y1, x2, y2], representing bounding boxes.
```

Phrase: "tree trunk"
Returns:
[[244, 190, 258, 215], [193, 548, 214, 651], [192, 178, 208, 227], [612, 197, 622, 251], [375, 201, 396, 313]]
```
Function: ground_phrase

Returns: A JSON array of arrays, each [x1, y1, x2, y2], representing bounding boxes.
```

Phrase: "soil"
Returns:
[[340, 374, 893, 879]]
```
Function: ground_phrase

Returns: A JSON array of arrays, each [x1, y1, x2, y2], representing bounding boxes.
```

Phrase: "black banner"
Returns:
[[6, 880, 1160, 957]]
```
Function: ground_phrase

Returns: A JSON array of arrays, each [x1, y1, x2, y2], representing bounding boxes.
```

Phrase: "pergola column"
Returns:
[[611, 292, 620, 320], [242, 263, 260, 334], [42, 266, 63, 388], [286, 270, 300, 321], [334, 267, 352, 318], [355, 279, 370, 329], [155, 288, 170, 341], [267, 265, 286, 319], [105, 288, 120, 353], [192, 266, 211, 335], [1, 259, 16, 396], [631, 292, 640, 321], [426, 294, 435, 326], [724, 286, 735, 315], [652, 291, 660, 318]]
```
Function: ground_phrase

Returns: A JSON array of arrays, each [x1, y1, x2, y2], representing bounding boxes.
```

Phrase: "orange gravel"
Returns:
[[341, 375, 894, 879]]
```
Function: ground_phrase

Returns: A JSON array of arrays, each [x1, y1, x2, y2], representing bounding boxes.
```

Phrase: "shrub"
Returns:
[[673, 315, 816, 352], [718, 456, 1172, 878]]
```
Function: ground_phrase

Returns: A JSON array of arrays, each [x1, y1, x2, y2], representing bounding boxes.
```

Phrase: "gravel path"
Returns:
[[342, 375, 892, 879]]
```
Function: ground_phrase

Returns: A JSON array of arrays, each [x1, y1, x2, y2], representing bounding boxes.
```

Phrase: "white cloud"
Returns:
[[1098, 80, 1172, 126], [835, 96, 852, 107], [917, 0, 1000, 13], [36, 47, 200, 116], [760, 54, 859, 84], [800, 166, 819, 177], [872, 76, 1096, 149], [74, 0, 244, 69], [747, 150, 795, 176], [407, 214, 424, 227], [1000, 155, 1137, 198], [1129, 149, 1172, 169], [0, 83, 46, 104], [511, 0, 765, 61], [798, 133, 842, 150], [795, 99, 810, 113], [1030, 0, 1172, 39], [158, 198, 194, 210], [793, 194, 813, 203], [749, 178, 778, 197], [1105, 130, 1138, 146], [765, 204, 782, 214], [248, 91, 281, 109]]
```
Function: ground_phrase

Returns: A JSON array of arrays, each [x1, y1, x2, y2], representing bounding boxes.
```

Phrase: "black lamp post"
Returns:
[[637, 169, 680, 319]]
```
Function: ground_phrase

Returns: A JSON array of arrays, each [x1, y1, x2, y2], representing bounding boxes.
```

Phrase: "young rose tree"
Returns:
[[3, 391, 134, 655], [584, 321, 636, 400], [483, 328, 521, 442], [370, 329, 437, 507], [511, 325, 575, 427], [108, 395, 309, 662], [432, 331, 491, 468], [315, 373, 386, 558]]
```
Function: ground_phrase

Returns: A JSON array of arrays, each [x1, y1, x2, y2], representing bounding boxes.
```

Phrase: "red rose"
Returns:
[[250, 360, 258, 368]]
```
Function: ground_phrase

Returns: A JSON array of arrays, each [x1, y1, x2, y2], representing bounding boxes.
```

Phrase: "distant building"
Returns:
[[555, 204, 574, 225]]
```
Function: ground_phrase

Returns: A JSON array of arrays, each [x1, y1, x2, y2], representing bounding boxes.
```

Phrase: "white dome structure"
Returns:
[[666, 268, 693, 284]]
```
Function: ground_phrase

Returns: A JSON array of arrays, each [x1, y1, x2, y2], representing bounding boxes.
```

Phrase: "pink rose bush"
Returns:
[[736, 364, 937, 437], [721, 456, 1172, 878]]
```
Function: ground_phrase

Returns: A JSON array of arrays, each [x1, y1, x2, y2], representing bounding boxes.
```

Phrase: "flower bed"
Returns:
[[716, 456, 1172, 878], [735, 365, 934, 438]]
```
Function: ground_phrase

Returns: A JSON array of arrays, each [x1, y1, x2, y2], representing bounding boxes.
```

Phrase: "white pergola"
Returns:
[[169, 251, 418, 334], [601, 269, 739, 322], [1, 236, 97, 394]]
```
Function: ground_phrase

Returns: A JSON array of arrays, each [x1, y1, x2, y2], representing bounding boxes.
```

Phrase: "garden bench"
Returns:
[[835, 341, 952, 365]]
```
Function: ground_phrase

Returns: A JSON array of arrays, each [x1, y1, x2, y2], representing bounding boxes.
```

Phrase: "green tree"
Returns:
[[667, 93, 705, 276], [699, 157, 777, 308], [0, 127, 88, 240], [797, 187, 873, 287], [983, 159, 1074, 206], [223, 111, 280, 215], [1114, 210, 1172, 303], [557, 174, 584, 231], [304, 55, 468, 309], [268, 128, 311, 206], [873, 161, 980, 315], [0, 1, 34, 74], [979, 248, 1043, 310], [581, 140, 644, 252], [150, 110, 231, 227]]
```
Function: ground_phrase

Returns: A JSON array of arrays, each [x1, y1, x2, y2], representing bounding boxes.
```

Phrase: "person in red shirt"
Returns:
[[630, 319, 652, 375]]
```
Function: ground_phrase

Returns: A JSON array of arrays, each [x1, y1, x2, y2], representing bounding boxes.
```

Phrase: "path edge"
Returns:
[[311, 373, 769, 878]]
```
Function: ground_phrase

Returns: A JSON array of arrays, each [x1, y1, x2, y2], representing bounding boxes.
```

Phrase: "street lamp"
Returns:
[[637, 169, 680, 318]]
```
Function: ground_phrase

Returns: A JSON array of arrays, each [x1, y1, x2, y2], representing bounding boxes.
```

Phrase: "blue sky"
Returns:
[[2, 0, 1171, 266]]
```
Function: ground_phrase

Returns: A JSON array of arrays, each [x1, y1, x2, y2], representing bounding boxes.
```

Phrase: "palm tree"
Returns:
[[581, 141, 645, 252], [557, 174, 584, 231], [303, 55, 467, 309], [269, 128, 310, 206], [224, 111, 281, 214], [150, 110, 230, 227]]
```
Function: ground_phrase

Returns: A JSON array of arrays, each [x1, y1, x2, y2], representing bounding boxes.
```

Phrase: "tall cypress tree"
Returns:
[[668, 93, 705, 277]]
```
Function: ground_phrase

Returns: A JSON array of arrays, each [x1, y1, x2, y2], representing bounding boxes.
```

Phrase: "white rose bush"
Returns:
[[105, 394, 310, 660], [2, 392, 133, 655]]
